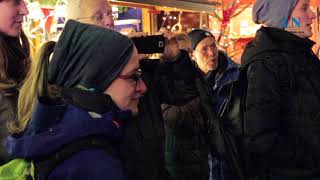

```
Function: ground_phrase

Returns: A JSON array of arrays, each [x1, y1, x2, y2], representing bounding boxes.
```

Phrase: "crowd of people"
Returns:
[[0, 0, 319, 179]]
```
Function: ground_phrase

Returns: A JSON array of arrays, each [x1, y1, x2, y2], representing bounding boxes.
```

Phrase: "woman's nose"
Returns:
[[19, 0, 29, 16], [136, 78, 147, 94]]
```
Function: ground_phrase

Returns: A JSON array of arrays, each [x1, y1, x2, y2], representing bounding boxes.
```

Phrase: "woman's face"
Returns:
[[0, 0, 28, 37], [105, 47, 147, 116], [286, 0, 316, 38]]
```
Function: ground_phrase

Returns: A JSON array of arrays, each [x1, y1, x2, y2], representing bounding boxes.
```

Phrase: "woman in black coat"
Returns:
[[242, 0, 320, 179]]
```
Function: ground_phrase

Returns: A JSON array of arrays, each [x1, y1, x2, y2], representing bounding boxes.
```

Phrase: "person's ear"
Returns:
[[191, 51, 196, 61]]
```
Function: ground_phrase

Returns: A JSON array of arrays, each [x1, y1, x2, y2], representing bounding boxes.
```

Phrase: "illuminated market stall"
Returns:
[[25, 0, 319, 60]]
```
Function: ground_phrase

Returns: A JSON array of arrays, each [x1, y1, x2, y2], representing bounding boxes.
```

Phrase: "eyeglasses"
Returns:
[[76, 11, 116, 22], [117, 69, 142, 86]]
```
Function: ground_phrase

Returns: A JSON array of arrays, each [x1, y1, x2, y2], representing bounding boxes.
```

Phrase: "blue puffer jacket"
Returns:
[[209, 52, 239, 180], [212, 51, 239, 114], [5, 99, 131, 180]]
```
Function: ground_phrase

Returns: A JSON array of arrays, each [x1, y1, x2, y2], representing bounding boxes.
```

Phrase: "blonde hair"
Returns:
[[9, 41, 56, 133]]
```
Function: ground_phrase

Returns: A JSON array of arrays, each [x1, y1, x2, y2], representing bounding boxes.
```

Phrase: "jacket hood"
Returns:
[[5, 100, 131, 159], [241, 26, 315, 65]]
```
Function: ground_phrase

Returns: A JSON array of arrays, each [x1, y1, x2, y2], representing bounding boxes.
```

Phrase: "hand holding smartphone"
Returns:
[[131, 35, 165, 54]]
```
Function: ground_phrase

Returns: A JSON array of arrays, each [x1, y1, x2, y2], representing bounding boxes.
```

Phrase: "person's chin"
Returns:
[[208, 63, 217, 71], [6, 30, 21, 37], [306, 31, 313, 38], [129, 101, 139, 116], [130, 107, 139, 116]]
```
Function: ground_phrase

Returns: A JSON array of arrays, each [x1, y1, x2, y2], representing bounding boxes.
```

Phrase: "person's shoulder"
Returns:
[[245, 50, 292, 70]]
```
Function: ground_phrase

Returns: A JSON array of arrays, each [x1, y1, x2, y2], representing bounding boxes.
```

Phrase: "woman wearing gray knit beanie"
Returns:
[[241, 0, 320, 179]]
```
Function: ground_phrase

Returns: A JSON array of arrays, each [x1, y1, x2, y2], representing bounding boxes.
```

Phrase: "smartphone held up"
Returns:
[[132, 35, 165, 54]]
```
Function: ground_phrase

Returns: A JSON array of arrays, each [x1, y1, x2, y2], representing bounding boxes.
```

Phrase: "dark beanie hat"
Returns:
[[48, 20, 134, 92], [188, 29, 215, 50]]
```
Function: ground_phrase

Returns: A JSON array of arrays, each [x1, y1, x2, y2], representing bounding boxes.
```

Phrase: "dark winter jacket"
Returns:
[[162, 51, 238, 180], [211, 51, 239, 113], [120, 59, 167, 180], [120, 50, 198, 180], [0, 90, 18, 165], [163, 96, 209, 180], [0, 35, 30, 165], [208, 52, 239, 180], [242, 26, 320, 180], [5, 93, 130, 180]]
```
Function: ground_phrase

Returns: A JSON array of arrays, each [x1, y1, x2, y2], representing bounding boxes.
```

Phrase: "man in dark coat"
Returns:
[[162, 30, 239, 180], [241, 0, 320, 179]]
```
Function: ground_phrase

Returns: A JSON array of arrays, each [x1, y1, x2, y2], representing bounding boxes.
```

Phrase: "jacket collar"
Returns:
[[256, 27, 315, 52]]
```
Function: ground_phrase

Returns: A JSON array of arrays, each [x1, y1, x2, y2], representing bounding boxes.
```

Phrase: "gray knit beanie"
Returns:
[[252, 0, 298, 29]]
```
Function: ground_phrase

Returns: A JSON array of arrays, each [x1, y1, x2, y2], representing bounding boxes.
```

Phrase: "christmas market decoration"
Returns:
[[211, 0, 252, 49], [171, 12, 182, 32], [24, 0, 67, 55]]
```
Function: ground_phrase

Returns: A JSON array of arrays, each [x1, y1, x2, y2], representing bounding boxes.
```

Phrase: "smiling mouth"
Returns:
[[132, 94, 143, 100], [14, 21, 23, 25]]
